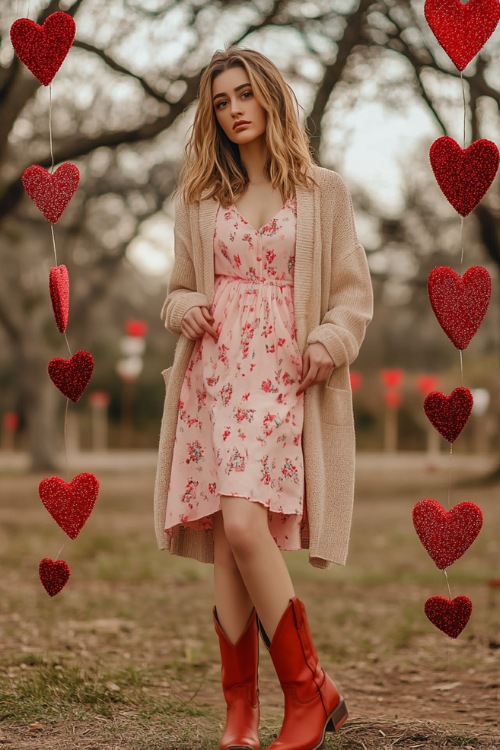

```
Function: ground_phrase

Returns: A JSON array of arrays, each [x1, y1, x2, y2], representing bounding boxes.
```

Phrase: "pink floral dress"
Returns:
[[164, 195, 305, 549]]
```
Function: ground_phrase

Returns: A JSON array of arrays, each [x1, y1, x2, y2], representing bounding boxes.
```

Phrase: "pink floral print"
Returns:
[[164, 195, 305, 549]]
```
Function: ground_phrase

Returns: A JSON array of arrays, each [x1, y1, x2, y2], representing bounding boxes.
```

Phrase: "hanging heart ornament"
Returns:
[[428, 266, 491, 349], [424, 595, 472, 638], [10, 11, 76, 86], [49, 265, 70, 333], [424, 0, 500, 71], [429, 137, 499, 216], [22, 163, 80, 224], [412, 498, 483, 569], [424, 387, 473, 443], [39, 473, 100, 539], [39, 557, 70, 596], [48, 350, 94, 402]]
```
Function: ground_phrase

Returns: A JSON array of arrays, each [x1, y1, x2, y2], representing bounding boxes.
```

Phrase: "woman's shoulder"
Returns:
[[310, 164, 349, 190]]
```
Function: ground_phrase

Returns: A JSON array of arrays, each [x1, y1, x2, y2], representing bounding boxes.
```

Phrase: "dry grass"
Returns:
[[0, 456, 499, 749]]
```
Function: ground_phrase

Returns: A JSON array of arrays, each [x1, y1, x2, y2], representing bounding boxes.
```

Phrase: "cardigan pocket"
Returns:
[[321, 385, 353, 425]]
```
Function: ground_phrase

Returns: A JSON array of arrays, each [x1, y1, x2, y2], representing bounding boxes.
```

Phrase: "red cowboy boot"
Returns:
[[258, 597, 347, 750], [213, 606, 261, 750]]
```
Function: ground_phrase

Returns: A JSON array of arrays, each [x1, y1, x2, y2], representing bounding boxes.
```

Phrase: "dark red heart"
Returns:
[[22, 163, 80, 224], [39, 473, 100, 539], [424, 387, 473, 443], [412, 498, 483, 569], [424, 0, 500, 71], [48, 350, 94, 402], [39, 557, 70, 596], [10, 12, 76, 86], [424, 595, 472, 638], [428, 266, 491, 349], [429, 137, 499, 216], [49, 265, 70, 333]]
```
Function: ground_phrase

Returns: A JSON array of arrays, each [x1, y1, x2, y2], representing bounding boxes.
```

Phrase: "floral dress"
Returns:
[[164, 194, 305, 549]]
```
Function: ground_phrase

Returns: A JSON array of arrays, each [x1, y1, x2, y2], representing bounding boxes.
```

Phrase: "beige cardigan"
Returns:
[[153, 164, 373, 569]]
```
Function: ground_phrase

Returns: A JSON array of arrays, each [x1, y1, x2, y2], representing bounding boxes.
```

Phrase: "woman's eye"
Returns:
[[216, 91, 252, 109]]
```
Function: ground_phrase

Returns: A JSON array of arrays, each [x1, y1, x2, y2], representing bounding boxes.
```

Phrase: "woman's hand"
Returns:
[[181, 306, 218, 342], [296, 342, 335, 396]]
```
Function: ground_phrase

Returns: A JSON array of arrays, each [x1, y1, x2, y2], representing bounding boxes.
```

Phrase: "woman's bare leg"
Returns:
[[212, 510, 254, 644], [220, 495, 295, 642]]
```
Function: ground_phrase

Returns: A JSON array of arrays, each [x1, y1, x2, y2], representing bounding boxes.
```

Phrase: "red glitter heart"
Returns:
[[424, 387, 473, 443], [22, 163, 80, 224], [39, 557, 70, 596], [413, 499, 483, 569], [429, 137, 499, 216], [48, 350, 94, 402], [424, 0, 500, 71], [428, 266, 492, 349], [424, 595, 472, 638], [49, 265, 70, 333], [39, 473, 100, 539], [10, 12, 76, 86]]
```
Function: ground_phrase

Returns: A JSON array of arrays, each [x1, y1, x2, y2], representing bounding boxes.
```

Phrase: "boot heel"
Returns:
[[325, 697, 348, 732]]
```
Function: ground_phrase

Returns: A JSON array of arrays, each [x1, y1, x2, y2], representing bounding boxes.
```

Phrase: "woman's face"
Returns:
[[212, 66, 267, 145]]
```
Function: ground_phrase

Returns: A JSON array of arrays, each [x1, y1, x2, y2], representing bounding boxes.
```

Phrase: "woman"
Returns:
[[154, 45, 373, 750]]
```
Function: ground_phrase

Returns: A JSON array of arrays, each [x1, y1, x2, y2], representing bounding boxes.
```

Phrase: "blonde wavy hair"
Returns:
[[175, 45, 319, 206]]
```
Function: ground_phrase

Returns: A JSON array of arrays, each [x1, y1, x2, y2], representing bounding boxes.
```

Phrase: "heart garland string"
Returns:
[[10, 8, 100, 595], [418, 0, 497, 638]]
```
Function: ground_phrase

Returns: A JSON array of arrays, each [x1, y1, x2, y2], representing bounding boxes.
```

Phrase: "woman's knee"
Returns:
[[220, 496, 268, 556]]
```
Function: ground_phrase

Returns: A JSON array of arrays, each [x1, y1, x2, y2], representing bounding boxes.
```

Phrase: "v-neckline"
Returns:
[[231, 196, 293, 234]]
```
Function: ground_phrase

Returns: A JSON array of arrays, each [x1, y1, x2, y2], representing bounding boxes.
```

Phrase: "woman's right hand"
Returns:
[[181, 305, 218, 342]]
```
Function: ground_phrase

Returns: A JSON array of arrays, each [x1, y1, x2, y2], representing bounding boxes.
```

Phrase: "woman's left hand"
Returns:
[[296, 342, 335, 396]]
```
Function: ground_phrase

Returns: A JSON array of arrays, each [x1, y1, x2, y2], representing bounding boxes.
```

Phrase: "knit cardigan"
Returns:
[[153, 164, 373, 569]]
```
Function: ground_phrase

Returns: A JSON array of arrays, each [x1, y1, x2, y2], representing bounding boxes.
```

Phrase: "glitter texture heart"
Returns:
[[48, 350, 94, 402], [428, 266, 491, 349], [39, 473, 100, 540], [429, 136, 499, 216], [424, 595, 472, 638], [423, 387, 473, 443], [39, 557, 70, 596], [49, 265, 70, 333], [424, 0, 500, 71], [22, 163, 80, 224], [412, 498, 483, 569], [10, 12, 76, 86]]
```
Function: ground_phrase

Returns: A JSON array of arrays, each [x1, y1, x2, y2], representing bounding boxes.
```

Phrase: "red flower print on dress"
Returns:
[[181, 479, 199, 506], [222, 429, 231, 441], [221, 383, 233, 406], [263, 412, 283, 437], [186, 441, 204, 464], [235, 407, 255, 423], [281, 458, 299, 483], [262, 378, 279, 394], [226, 447, 246, 473]]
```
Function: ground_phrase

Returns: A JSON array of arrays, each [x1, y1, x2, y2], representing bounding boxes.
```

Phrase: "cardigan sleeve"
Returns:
[[160, 193, 211, 334], [305, 174, 373, 368]]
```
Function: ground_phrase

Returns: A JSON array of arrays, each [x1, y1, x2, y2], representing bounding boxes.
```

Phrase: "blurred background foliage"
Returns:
[[1, 0, 499, 468]]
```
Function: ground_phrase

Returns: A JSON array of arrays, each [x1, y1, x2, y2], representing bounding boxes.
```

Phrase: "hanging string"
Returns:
[[443, 568, 453, 599], [461, 71, 466, 149], [63, 398, 70, 481], [447, 443, 453, 508], [460, 217, 464, 267], [55, 541, 66, 562], [49, 86, 55, 172]]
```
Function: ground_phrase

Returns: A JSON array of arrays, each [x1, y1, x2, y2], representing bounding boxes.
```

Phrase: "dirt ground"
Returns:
[[0, 453, 498, 749]]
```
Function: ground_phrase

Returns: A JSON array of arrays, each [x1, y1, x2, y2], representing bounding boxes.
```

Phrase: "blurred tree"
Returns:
[[1, 0, 499, 470]]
